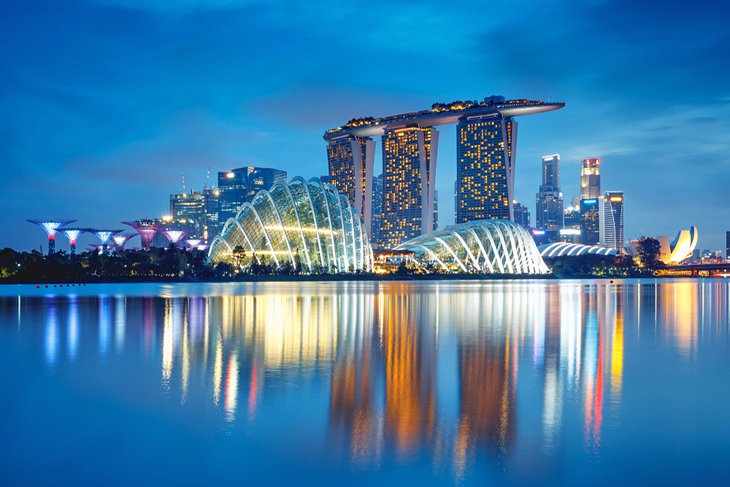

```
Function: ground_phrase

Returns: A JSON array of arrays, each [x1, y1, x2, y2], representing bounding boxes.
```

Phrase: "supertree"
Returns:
[[123, 220, 161, 251], [111, 233, 136, 251], [60, 228, 85, 254], [27, 220, 76, 254], [87, 229, 123, 255]]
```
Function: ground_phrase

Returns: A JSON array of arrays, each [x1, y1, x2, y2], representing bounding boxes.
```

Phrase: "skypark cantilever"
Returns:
[[324, 96, 565, 248], [324, 98, 565, 140]]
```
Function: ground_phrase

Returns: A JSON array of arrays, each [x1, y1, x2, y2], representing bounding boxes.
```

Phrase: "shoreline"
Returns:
[[0, 273, 716, 286]]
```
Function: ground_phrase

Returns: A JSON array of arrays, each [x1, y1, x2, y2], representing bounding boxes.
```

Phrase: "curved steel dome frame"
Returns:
[[208, 177, 374, 273], [395, 220, 548, 274], [539, 242, 619, 258]]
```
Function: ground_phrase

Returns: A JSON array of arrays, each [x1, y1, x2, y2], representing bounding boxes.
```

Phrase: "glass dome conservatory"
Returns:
[[208, 177, 374, 273], [395, 220, 548, 274]]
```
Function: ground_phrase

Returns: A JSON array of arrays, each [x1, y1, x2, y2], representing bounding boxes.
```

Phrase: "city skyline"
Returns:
[[2, 0, 729, 251]]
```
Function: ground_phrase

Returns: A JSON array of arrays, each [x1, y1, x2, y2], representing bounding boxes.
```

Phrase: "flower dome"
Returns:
[[208, 177, 374, 273]]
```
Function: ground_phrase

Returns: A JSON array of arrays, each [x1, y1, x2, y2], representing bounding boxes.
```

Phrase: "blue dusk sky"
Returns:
[[1, 0, 729, 251]]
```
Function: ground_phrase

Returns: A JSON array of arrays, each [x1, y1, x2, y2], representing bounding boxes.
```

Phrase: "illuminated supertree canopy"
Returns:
[[112, 233, 136, 250], [162, 229, 187, 245], [60, 228, 85, 254], [123, 220, 162, 250], [27, 219, 76, 254], [87, 229, 123, 254]]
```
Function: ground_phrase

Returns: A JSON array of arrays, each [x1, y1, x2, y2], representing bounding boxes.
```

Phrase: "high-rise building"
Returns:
[[170, 190, 205, 237], [513, 201, 530, 228], [561, 205, 581, 243], [535, 154, 564, 241], [371, 174, 384, 249], [380, 127, 438, 248], [170, 188, 221, 241], [601, 191, 624, 249], [580, 198, 600, 245], [217, 166, 287, 233], [580, 158, 601, 199], [326, 135, 375, 235], [456, 114, 516, 223]]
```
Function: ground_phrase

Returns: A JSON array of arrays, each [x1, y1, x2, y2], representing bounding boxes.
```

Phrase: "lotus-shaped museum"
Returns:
[[208, 177, 374, 272], [395, 220, 549, 274]]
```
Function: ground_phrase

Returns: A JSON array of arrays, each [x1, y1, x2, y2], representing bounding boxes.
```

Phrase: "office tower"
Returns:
[[380, 127, 438, 248], [580, 158, 601, 199], [326, 135, 375, 235], [579, 198, 600, 245], [370, 174, 384, 249], [170, 190, 205, 238], [561, 205, 581, 243], [217, 166, 287, 233], [513, 201, 530, 228], [456, 114, 516, 223], [601, 191, 624, 249], [170, 187, 220, 241], [535, 154, 564, 241], [203, 188, 219, 241]]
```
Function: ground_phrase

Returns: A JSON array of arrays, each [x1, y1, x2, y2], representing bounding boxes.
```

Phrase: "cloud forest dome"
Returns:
[[208, 177, 374, 272], [395, 220, 549, 274]]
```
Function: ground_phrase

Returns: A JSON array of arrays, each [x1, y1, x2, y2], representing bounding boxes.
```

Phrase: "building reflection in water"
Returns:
[[14, 279, 728, 471]]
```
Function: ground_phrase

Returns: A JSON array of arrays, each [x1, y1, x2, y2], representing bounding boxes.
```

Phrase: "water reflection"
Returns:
[[5, 279, 727, 480]]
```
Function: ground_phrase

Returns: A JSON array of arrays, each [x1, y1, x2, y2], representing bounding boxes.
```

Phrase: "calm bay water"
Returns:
[[1, 279, 729, 485]]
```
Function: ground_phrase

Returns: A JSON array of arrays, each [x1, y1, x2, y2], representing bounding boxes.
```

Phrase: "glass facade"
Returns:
[[601, 191, 624, 249], [217, 166, 287, 234], [380, 127, 437, 249], [456, 115, 516, 223], [395, 220, 548, 274], [535, 154, 564, 237], [580, 198, 600, 245], [208, 177, 374, 273]]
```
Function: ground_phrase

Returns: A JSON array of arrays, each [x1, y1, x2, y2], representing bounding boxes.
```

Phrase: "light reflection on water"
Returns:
[[1, 279, 730, 485]]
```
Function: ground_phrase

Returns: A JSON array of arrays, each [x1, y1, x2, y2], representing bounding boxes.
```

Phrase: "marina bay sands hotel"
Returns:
[[324, 95, 564, 248]]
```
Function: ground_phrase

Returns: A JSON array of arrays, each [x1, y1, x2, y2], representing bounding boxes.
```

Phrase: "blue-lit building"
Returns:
[[580, 198, 600, 245], [217, 166, 287, 234], [535, 154, 564, 242]]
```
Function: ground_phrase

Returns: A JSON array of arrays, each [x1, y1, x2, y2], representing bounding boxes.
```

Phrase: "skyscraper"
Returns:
[[513, 201, 530, 228], [580, 198, 600, 245], [217, 166, 287, 233], [601, 191, 624, 249], [535, 154, 564, 240], [456, 114, 516, 223], [170, 188, 221, 241], [580, 158, 601, 199], [380, 127, 438, 248], [326, 135, 375, 235]]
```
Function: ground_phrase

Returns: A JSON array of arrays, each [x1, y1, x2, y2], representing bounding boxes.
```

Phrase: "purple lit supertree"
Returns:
[[162, 229, 188, 247], [111, 233, 136, 251], [60, 228, 85, 254], [87, 229, 123, 255], [27, 220, 76, 254], [123, 220, 161, 251]]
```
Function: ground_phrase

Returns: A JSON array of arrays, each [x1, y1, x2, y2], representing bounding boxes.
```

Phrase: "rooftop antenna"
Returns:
[[182, 172, 186, 194], [204, 166, 211, 190]]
